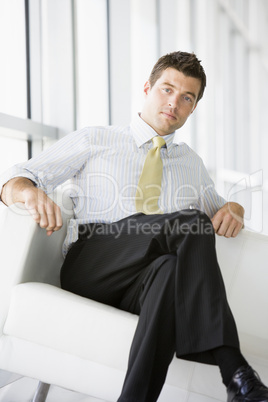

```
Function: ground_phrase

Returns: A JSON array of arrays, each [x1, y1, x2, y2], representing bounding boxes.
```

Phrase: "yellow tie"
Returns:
[[135, 136, 166, 214]]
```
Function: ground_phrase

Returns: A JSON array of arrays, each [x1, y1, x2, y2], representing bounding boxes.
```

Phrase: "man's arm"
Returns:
[[1, 177, 62, 236], [211, 202, 244, 238]]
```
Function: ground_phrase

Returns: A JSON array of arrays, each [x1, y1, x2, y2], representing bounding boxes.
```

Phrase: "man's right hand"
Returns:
[[1, 177, 62, 236]]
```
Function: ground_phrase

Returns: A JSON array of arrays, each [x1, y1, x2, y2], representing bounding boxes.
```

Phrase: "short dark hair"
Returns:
[[149, 51, 206, 103]]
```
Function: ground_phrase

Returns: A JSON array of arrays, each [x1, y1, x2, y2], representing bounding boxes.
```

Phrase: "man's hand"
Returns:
[[1, 177, 62, 236], [211, 202, 244, 238], [23, 187, 63, 236]]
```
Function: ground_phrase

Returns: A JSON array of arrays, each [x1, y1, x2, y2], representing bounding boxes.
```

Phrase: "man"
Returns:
[[1, 51, 268, 402]]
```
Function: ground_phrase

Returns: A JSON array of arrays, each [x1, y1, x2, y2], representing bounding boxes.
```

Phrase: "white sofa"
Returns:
[[0, 189, 268, 402]]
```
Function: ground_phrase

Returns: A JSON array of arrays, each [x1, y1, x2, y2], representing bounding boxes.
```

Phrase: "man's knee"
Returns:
[[185, 209, 214, 237], [164, 209, 214, 240]]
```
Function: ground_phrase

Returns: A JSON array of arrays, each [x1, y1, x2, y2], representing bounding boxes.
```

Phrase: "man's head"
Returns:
[[141, 51, 206, 136], [148, 51, 206, 103]]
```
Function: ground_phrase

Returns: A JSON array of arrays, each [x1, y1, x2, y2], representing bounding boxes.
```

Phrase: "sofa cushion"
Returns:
[[4, 282, 137, 371]]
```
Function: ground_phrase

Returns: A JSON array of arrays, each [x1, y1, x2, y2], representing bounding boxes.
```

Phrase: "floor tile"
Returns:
[[0, 376, 107, 402], [187, 391, 223, 402], [0, 370, 22, 389], [158, 384, 189, 402], [190, 363, 226, 401], [46, 385, 107, 402], [0, 377, 38, 402]]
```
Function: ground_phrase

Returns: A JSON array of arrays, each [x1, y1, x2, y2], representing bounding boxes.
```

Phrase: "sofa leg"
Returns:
[[32, 381, 50, 402]]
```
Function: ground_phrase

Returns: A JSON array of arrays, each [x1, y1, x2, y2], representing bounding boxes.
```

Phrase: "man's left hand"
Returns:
[[211, 202, 244, 238]]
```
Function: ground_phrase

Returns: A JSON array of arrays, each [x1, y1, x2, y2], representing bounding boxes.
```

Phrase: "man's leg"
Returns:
[[115, 210, 245, 401], [61, 217, 179, 402], [117, 254, 177, 402]]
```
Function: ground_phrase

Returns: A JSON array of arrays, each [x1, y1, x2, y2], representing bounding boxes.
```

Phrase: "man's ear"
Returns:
[[144, 81, 151, 96]]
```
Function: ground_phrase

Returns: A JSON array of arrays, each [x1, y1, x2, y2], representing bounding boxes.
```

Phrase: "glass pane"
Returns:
[[0, 136, 28, 213], [75, 0, 109, 128], [0, 136, 28, 174], [0, 0, 27, 119]]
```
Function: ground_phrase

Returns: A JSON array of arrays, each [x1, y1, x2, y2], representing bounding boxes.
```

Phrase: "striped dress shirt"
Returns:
[[0, 114, 226, 256]]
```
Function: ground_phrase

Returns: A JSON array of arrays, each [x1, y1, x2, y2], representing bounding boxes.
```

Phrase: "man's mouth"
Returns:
[[161, 112, 176, 120]]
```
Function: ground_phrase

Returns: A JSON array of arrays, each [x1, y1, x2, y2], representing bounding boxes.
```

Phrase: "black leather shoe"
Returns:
[[227, 366, 268, 401]]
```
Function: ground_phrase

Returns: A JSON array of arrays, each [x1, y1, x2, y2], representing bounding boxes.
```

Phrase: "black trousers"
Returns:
[[60, 210, 240, 402]]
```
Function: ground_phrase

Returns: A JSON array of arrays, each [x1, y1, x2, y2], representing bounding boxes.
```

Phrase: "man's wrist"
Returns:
[[1, 177, 36, 206]]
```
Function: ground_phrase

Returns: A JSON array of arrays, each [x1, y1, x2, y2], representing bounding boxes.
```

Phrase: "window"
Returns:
[[75, 0, 109, 128], [0, 0, 28, 173], [0, 0, 27, 119]]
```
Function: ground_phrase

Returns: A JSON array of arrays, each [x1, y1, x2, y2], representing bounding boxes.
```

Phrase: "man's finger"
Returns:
[[231, 223, 243, 238], [27, 207, 41, 223], [53, 204, 63, 231], [211, 215, 221, 233]]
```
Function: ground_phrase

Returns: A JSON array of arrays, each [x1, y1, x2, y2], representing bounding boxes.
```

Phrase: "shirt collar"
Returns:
[[130, 113, 176, 154]]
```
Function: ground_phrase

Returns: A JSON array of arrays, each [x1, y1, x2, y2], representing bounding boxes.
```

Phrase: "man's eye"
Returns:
[[184, 96, 192, 102], [163, 88, 171, 93]]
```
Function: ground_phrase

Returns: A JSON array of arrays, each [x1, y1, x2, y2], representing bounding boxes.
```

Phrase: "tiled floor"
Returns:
[[1, 358, 268, 402], [0, 370, 223, 402], [0, 370, 105, 402], [0, 369, 223, 402]]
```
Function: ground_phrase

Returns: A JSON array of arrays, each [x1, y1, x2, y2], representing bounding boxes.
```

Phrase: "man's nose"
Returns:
[[168, 95, 179, 108]]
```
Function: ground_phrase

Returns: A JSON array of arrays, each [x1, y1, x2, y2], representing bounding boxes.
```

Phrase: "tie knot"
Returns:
[[152, 136, 166, 149]]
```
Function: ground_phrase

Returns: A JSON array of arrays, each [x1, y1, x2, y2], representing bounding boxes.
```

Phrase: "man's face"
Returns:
[[140, 67, 201, 136]]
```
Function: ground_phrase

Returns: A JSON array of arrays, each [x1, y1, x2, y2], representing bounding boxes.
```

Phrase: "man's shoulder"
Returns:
[[84, 124, 132, 142], [174, 141, 203, 164]]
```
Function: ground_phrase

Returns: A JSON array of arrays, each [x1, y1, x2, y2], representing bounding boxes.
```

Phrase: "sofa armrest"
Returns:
[[216, 229, 268, 345], [0, 189, 72, 333]]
